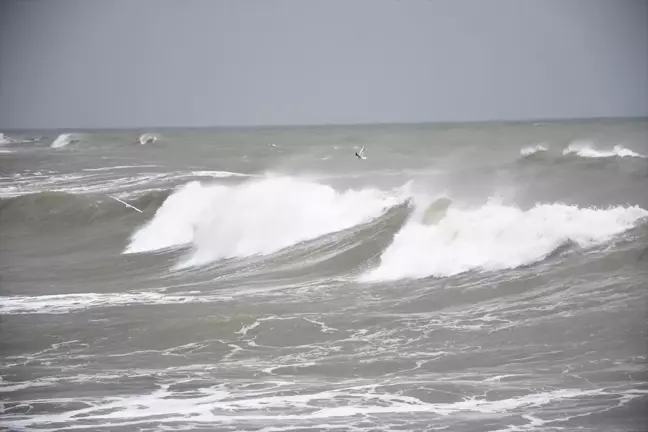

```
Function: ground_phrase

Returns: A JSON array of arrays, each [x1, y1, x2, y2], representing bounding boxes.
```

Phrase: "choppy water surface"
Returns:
[[1, 120, 647, 431]]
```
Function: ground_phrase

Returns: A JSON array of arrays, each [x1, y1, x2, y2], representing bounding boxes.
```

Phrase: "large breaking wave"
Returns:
[[122, 175, 648, 281], [3, 173, 646, 283], [125, 177, 407, 267], [363, 200, 648, 281]]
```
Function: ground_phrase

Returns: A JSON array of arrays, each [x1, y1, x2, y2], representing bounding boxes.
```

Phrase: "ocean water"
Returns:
[[1, 119, 647, 431]]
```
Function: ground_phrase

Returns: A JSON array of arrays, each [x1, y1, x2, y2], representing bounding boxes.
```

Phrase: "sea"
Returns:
[[1, 119, 647, 432]]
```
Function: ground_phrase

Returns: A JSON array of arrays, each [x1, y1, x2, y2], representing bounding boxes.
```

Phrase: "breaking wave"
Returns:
[[518, 142, 646, 160], [0, 132, 18, 145], [562, 141, 645, 158], [520, 144, 548, 156], [125, 177, 407, 267], [138, 133, 159, 145], [122, 175, 648, 281], [50, 133, 80, 149], [9, 177, 644, 284], [362, 200, 648, 281]]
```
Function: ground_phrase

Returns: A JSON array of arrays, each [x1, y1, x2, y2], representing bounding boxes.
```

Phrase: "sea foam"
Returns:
[[125, 176, 404, 267], [362, 200, 648, 281]]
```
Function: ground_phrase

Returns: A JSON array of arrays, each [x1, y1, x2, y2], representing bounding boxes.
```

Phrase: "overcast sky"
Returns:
[[0, 0, 646, 129]]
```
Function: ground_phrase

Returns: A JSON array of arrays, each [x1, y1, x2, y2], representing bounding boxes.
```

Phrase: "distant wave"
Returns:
[[562, 141, 645, 159], [520, 144, 548, 156], [361, 200, 648, 281], [0, 132, 18, 145], [50, 133, 80, 149], [517, 142, 646, 159], [138, 133, 159, 145], [1, 132, 42, 145], [124, 176, 408, 268]]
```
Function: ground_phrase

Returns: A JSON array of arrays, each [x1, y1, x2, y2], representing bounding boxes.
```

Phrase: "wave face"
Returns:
[[126, 177, 406, 267], [50, 132, 80, 148], [2, 120, 648, 432], [363, 201, 648, 281]]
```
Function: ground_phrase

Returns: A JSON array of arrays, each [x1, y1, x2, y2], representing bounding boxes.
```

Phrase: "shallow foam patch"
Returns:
[[0, 292, 220, 315]]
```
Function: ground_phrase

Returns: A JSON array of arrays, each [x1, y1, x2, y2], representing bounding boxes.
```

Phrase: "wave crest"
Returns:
[[520, 144, 548, 156], [362, 201, 648, 281], [124, 177, 406, 267], [50, 133, 81, 149], [138, 133, 159, 145], [562, 141, 645, 158]]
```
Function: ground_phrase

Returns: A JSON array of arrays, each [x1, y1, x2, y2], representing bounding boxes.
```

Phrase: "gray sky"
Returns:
[[0, 0, 647, 129]]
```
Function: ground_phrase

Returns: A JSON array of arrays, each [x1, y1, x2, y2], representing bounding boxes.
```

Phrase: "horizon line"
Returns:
[[2, 114, 647, 133]]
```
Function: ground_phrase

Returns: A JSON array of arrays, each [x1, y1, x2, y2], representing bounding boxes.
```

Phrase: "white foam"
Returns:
[[190, 170, 252, 178], [0, 132, 17, 145], [562, 141, 645, 158], [362, 200, 648, 281], [520, 144, 548, 156], [0, 292, 220, 315], [50, 133, 78, 149], [0, 169, 251, 199], [124, 176, 404, 267], [138, 133, 159, 145], [1, 385, 608, 430], [0, 172, 164, 198], [83, 165, 159, 172]]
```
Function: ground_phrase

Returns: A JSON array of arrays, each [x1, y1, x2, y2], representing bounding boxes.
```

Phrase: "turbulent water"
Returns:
[[1, 119, 647, 432]]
